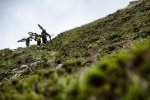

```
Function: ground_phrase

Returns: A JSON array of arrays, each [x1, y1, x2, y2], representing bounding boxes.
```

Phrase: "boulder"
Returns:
[[30, 61, 44, 67], [12, 68, 19, 72], [20, 65, 28, 69], [56, 64, 63, 69]]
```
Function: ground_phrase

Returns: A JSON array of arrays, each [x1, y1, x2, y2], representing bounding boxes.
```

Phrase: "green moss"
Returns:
[[79, 67, 106, 93], [0, 0, 150, 100], [62, 58, 83, 73], [123, 83, 149, 100], [106, 32, 121, 40], [139, 27, 150, 38]]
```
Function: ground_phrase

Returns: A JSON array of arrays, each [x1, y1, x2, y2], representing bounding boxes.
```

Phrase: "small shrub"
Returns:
[[123, 83, 148, 100], [62, 58, 82, 68], [107, 32, 121, 40], [15, 81, 28, 93], [80, 67, 106, 91], [139, 27, 150, 38]]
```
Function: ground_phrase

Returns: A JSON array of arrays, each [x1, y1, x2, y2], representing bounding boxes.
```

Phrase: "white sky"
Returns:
[[0, 0, 133, 50]]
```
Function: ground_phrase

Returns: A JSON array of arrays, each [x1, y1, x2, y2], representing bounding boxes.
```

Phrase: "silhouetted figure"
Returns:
[[38, 24, 53, 44], [55, 60, 63, 68], [18, 37, 32, 47], [35, 34, 42, 47], [26, 37, 31, 47]]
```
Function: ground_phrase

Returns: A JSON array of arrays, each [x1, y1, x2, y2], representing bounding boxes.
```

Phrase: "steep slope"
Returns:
[[1, 37, 150, 100], [0, 0, 150, 100], [49, 0, 150, 63]]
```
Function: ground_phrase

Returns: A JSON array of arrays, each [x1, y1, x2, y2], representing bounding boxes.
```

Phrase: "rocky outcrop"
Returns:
[[127, 0, 144, 8]]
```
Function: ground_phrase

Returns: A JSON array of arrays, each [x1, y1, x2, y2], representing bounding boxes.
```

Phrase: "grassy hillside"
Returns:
[[0, 0, 150, 100], [49, 0, 150, 62], [1, 38, 150, 100]]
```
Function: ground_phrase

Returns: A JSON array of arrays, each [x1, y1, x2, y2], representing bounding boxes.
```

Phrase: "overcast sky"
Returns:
[[0, 0, 133, 50]]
